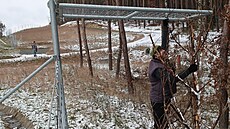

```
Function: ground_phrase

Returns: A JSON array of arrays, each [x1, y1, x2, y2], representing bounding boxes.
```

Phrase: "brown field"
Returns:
[[0, 22, 150, 104]]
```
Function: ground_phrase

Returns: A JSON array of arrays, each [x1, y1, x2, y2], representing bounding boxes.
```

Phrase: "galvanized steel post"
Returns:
[[48, 0, 69, 128]]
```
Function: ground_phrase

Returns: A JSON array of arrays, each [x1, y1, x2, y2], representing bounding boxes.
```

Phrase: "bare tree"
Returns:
[[218, 1, 229, 128], [116, 0, 134, 94], [81, 18, 93, 77], [116, 32, 122, 79], [76, 19, 84, 67], [107, 0, 113, 70], [188, 22, 201, 129], [80, 0, 93, 76], [118, 19, 134, 94]]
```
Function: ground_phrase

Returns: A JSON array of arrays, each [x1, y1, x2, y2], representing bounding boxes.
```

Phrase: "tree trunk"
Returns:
[[189, 22, 200, 129], [214, 0, 220, 32], [118, 20, 134, 94], [108, 0, 113, 70], [193, 0, 197, 9], [81, 18, 93, 77], [175, 0, 179, 8], [204, 0, 211, 30], [76, 19, 83, 67], [141, 0, 146, 28], [116, 0, 134, 94], [116, 29, 122, 79], [219, 1, 229, 128], [108, 21, 113, 71]]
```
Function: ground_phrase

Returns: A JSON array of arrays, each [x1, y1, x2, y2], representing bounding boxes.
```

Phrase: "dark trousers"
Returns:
[[33, 50, 37, 57], [151, 101, 169, 129]]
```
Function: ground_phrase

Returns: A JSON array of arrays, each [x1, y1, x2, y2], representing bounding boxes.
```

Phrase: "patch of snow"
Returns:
[[0, 89, 154, 129], [0, 117, 5, 129]]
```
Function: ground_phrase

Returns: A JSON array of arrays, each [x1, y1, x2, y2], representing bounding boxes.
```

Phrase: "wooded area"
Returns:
[[55, 0, 229, 128]]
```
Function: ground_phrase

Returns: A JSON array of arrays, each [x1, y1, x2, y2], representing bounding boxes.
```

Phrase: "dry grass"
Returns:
[[0, 54, 151, 105], [1, 22, 151, 114]]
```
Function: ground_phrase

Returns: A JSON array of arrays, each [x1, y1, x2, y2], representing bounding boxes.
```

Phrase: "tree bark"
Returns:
[[108, 25, 113, 70], [76, 19, 83, 67], [118, 20, 134, 94], [219, 1, 229, 128], [116, 31, 122, 79], [214, 0, 220, 32], [107, 0, 113, 70], [189, 22, 200, 129], [116, 0, 134, 94], [204, 0, 211, 30], [81, 18, 93, 77]]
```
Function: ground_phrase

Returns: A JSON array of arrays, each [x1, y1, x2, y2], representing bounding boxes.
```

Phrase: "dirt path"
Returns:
[[0, 104, 34, 128]]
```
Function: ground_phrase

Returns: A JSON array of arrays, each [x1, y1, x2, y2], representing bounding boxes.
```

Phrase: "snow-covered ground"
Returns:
[[0, 20, 222, 129], [0, 118, 4, 128], [0, 87, 154, 129]]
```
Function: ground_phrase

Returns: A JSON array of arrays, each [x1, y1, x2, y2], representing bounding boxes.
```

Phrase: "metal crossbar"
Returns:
[[59, 3, 213, 21], [0, 56, 55, 103], [48, 1, 213, 129]]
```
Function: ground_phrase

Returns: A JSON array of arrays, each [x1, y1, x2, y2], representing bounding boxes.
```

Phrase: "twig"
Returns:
[[175, 75, 199, 96], [149, 34, 156, 47], [170, 103, 191, 129], [170, 33, 189, 53], [193, 14, 214, 58], [149, 34, 167, 66], [210, 105, 230, 129], [197, 79, 212, 93]]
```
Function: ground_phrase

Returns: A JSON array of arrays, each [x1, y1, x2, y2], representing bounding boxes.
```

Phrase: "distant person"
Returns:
[[32, 41, 38, 57], [148, 45, 198, 128]]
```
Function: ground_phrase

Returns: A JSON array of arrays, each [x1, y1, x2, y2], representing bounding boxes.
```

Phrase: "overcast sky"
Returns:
[[0, 0, 50, 33]]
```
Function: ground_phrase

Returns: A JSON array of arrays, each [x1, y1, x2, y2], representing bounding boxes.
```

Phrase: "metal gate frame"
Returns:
[[0, 0, 212, 128]]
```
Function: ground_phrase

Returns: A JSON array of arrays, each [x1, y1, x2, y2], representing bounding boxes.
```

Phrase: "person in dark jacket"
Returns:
[[32, 41, 38, 57], [148, 45, 198, 129]]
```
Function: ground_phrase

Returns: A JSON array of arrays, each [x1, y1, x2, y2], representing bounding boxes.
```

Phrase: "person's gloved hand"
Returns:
[[188, 64, 198, 73]]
